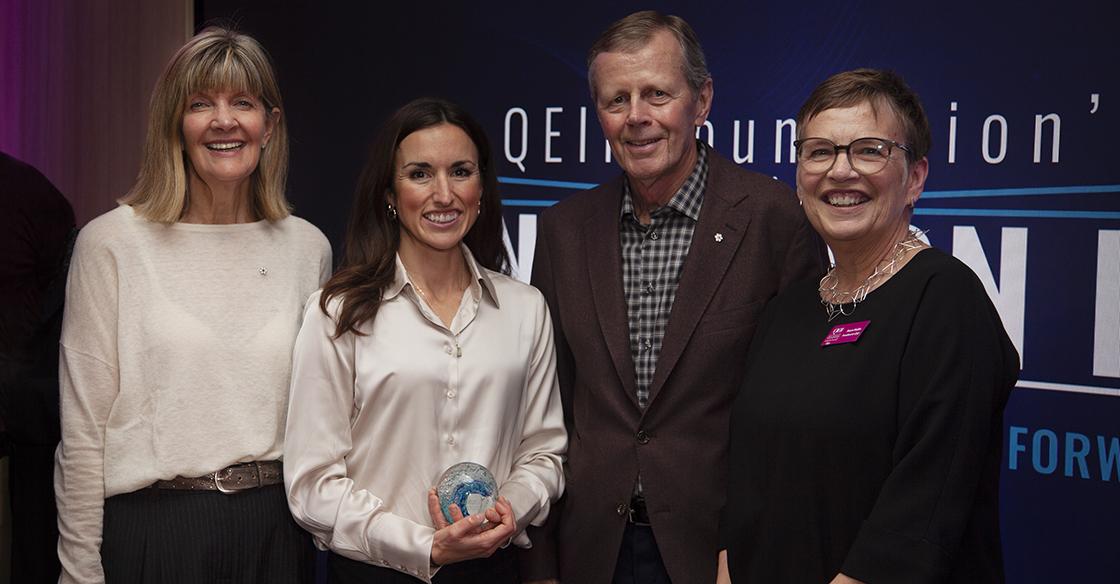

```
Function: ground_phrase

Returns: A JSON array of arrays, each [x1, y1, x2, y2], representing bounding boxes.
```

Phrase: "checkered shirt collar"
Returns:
[[620, 140, 708, 223]]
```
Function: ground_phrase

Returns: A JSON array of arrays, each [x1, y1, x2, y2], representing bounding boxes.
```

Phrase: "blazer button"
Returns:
[[637, 430, 650, 444], [616, 502, 628, 516]]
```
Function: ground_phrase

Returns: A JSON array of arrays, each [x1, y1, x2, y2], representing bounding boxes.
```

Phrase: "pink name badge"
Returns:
[[821, 320, 870, 347]]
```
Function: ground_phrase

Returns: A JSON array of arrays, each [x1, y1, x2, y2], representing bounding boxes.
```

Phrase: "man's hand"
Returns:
[[427, 488, 515, 566], [828, 574, 867, 584]]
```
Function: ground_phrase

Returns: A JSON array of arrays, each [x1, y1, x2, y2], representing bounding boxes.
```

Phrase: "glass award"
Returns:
[[436, 461, 497, 523]]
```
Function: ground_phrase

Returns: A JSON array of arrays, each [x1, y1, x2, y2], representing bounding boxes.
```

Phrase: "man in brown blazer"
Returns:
[[520, 11, 827, 584]]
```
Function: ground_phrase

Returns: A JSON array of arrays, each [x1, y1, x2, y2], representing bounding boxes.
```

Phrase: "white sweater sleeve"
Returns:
[[55, 228, 119, 584], [284, 293, 438, 582]]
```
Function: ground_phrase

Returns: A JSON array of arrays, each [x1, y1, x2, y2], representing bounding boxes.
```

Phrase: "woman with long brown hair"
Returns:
[[284, 97, 566, 583]]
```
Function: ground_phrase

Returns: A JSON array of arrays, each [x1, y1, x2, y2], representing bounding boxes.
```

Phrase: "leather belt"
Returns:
[[151, 460, 283, 494], [628, 495, 651, 526]]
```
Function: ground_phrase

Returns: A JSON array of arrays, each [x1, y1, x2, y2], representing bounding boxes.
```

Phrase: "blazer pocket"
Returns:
[[697, 300, 764, 335]]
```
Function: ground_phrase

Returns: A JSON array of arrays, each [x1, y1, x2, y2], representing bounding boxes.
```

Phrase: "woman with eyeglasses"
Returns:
[[716, 69, 1018, 584]]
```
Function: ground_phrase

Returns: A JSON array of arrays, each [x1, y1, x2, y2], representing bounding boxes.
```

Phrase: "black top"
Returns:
[[0, 151, 75, 446], [720, 248, 1018, 583]]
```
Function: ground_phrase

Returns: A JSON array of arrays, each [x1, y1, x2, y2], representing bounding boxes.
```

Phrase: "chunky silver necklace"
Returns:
[[819, 229, 925, 322]]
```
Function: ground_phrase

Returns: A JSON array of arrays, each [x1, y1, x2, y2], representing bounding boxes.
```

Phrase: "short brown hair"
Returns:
[[587, 10, 709, 98], [796, 68, 931, 162], [122, 26, 290, 223]]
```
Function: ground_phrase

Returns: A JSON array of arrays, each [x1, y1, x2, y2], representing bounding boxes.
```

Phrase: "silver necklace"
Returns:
[[819, 229, 925, 322], [402, 266, 468, 308]]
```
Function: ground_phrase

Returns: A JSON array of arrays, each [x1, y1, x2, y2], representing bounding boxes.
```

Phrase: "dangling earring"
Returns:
[[386, 203, 398, 221], [477, 200, 482, 216]]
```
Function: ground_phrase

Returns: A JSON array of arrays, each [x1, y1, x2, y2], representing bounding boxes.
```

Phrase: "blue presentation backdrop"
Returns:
[[204, 2, 1118, 580]]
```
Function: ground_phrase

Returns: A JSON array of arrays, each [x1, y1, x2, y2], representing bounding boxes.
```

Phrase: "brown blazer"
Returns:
[[522, 151, 828, 584]]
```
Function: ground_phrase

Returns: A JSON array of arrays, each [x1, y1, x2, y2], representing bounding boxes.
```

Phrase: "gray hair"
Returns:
[[587, 10, 710, 97]]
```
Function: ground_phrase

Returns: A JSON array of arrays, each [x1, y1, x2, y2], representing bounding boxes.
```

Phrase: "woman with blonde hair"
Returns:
[[55, 27, 330, 583]]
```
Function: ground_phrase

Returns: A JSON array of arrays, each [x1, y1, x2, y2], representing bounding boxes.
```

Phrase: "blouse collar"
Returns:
[[386, 244, 500, 309]]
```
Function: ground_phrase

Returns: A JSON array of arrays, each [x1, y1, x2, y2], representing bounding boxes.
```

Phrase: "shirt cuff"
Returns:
[[499, 480, 547, 534], [335, 512, 437, 582]]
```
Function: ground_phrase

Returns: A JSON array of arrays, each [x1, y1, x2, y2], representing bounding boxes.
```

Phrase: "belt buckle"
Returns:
[[214, 462, 260, 494]]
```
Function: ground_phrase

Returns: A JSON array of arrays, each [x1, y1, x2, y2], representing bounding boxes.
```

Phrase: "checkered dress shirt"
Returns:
[[620, 141, 709, 408]]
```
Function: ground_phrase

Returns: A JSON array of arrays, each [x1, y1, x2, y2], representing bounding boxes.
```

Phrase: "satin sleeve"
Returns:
[[497, 290, 567, 547], [283, 292, 438, 582], [517, 208, 570, 580]]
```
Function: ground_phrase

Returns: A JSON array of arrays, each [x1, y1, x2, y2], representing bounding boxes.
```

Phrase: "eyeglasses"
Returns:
[[793, 137, 912, 175]]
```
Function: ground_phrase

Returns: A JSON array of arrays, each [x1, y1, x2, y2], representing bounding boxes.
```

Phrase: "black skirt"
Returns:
[[100, 483, 314, 584]]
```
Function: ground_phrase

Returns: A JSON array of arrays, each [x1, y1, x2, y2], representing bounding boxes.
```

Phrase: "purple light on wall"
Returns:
[[1, 0, 29, 153], [0, 0, 72, 187]]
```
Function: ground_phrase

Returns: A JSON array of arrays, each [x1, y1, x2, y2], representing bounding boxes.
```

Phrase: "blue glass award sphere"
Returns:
[[436, 462, 497, 523]]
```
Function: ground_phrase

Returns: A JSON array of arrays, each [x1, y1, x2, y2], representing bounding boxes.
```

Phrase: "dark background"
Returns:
[[198, 1, 1120, 581]]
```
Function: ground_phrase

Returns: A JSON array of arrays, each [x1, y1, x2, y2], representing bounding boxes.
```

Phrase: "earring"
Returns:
[[261, 142, 267, 151], [386, 203, 398, 221], [477, 200, 482, 216]]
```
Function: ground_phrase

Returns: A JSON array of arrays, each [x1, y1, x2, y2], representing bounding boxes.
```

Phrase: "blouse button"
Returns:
[[637, 430, 650, 445], [447, 436, 455, 445], [447, 390, 457, 399], [444, 346, 453, 355]]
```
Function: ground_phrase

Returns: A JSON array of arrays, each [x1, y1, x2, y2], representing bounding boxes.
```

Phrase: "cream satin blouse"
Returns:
[[284, 246, 566, 582]]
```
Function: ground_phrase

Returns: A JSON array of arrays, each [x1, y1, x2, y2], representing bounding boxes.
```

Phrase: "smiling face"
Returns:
[[181, 88, 276, 197], [590, 29, 712, 199], [796, 100, 928, 255], [392, 123, 483, 260]]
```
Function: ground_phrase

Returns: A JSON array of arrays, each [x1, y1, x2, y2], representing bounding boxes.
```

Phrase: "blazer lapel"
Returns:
[[583, 179, 640, 408], [645, 156, 753, 407]]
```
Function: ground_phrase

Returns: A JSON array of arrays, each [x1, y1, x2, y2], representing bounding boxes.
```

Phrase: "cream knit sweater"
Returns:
[[54, 205, 331, 584]]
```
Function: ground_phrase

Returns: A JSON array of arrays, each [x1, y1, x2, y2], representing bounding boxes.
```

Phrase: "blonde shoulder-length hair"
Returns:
[[122, 26, 290, 223]]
